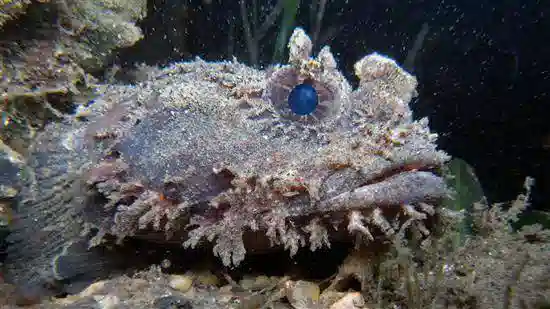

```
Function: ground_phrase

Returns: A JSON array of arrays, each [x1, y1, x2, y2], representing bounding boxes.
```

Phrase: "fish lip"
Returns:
[[294, 168, 448, 218], [360, 161, 442, 187]]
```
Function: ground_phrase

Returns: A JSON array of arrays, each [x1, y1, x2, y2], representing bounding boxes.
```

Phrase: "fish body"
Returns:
[[4, 28, 450, 298]]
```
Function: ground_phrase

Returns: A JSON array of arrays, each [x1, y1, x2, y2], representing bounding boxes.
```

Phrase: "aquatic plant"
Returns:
[[239, 0, 333, 65], [329, 177, 550, 309]]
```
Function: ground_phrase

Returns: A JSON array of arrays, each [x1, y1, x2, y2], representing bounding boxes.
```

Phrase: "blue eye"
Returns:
[[287, 83, 319, 116]]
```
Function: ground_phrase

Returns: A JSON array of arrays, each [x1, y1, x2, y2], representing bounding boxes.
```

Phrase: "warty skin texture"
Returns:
[[4, 28, 450, 298]]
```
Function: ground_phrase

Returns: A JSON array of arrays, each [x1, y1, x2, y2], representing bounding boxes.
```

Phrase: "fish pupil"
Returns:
[[288, 83, 319, 116]]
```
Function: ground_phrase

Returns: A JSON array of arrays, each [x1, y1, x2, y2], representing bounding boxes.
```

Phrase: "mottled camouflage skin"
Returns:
[[4, 28, 449, 296]]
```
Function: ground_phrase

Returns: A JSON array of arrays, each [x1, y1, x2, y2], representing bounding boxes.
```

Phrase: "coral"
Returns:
[[4, 28, 450, 298]]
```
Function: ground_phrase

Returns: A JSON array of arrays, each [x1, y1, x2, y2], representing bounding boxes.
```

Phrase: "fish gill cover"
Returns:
[[4, 28, 451, 297]]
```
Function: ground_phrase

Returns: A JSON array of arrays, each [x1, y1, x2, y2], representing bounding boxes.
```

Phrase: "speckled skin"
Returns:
[[4, 28, 450, 298]]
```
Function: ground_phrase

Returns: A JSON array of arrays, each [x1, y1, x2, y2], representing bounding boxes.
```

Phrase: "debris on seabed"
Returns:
[[0, 264, 375, 308]]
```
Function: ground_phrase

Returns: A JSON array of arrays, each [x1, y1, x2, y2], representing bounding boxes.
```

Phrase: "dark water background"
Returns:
[[114, 0, 550, 212]]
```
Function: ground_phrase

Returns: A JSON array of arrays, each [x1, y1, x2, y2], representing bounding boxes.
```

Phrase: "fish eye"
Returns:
[[288, 83, 319, 116]]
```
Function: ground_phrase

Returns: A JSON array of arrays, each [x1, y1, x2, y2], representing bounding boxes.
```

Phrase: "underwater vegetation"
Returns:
[[0, 25, 548, 309]]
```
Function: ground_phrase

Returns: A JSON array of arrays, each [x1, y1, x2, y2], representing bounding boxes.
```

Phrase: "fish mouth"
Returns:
[[272, 166, 446, 223], [318, 169, 447, 214], [273, 159, 447, 217], [270, 164, 449, 247], [174, 163, 448, 239], [360, 161, 442, 186]]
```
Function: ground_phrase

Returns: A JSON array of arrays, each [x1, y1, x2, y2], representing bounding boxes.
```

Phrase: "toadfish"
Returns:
[[4, 28, 450, 298]]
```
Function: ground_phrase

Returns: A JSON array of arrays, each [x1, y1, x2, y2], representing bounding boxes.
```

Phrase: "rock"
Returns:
[[329, 292, 365, 309]]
